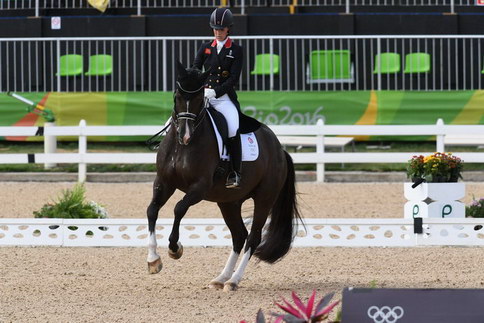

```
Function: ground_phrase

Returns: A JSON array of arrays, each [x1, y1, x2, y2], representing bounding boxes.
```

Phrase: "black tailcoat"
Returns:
[[193, 37, 260, 133], [192, 37, 243, 109]]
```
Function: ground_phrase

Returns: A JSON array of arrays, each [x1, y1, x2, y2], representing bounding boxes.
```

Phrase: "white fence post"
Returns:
[[436, 118, 445, 152], [269, 37, 274, 91], [316, 118, 325, 182], [43, 122, 57, 169], [78, 120, 87, 183]]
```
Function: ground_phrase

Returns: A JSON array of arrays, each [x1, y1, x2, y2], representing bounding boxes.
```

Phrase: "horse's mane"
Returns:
[[177, 67, 206, 95]]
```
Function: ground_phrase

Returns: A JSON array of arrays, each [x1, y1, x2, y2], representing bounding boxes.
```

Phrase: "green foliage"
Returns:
[[242, 290, 340, 323], [369, 280, 378, 288], [466, 196, 484, 218], [407, 152, 463, 183], [34, 183, 108, 219]]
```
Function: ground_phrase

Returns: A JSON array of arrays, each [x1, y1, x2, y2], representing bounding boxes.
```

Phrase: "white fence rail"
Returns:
[[2, 35, 484, 92], [2, 217, 484, 247], [2, 118, 484, 182]]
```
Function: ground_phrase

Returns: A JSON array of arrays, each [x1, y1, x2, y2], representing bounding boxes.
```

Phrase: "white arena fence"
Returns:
[[2, 35, 484, 92], [1, 217, 484, 247], [1, 118, 484, 182], [0, 0, 475, 15]]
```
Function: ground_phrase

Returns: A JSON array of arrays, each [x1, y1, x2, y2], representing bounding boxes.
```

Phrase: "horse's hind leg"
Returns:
[[224, 199, 273, 292], [209, 201, 247, 290], [147, 176, 175, 274], [168, 188, 205, 259]]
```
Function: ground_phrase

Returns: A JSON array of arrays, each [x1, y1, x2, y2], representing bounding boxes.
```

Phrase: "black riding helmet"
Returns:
[[209, 8, 233, 30]]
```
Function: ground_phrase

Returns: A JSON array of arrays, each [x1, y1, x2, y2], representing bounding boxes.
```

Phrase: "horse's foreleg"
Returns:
[[147, 177, 175, 274], [209, 202, 246, 289], [224, 202, 272, 292], [168, 188, 205, 259]]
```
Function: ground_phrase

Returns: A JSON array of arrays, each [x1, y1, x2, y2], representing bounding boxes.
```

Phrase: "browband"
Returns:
[[176, 81, 205, 94]]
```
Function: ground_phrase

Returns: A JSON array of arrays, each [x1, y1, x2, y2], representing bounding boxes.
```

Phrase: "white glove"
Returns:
[[204, 88, 216, 100]]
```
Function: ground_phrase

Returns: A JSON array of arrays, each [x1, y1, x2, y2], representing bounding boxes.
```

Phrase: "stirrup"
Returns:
[[226, 171, 241, 189]]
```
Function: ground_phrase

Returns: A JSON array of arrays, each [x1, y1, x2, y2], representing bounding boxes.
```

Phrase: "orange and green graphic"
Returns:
[[1, 91, 484, 141]]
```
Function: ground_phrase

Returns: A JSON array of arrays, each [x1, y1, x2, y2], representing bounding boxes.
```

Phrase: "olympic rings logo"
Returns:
[[367, 306, 405, 323]]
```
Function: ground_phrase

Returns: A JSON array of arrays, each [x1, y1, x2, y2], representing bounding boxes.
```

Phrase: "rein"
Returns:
[[145, 121, 172, 150]]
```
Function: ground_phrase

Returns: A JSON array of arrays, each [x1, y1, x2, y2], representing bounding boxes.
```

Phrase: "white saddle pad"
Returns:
[[207, 110, 259, 162]]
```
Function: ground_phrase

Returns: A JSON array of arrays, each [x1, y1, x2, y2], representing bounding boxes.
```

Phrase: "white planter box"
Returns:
[[404, 182, 465, 219]]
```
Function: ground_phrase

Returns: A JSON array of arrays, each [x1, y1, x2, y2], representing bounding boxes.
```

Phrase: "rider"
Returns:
[[193, 7, 243, 189]]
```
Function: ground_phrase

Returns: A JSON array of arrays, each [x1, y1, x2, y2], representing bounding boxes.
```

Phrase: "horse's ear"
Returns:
[[176, 60, 187, 78], [200, 67, 211, 81]]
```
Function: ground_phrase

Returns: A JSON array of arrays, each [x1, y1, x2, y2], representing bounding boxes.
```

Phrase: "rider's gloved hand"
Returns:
[[204, 88, 216, 100]]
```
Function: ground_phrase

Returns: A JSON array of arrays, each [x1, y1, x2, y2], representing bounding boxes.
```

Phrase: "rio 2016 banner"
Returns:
[[1, 91, 484, 141]]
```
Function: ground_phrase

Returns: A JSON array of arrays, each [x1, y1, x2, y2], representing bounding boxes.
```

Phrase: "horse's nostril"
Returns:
[[183, 134, 190, 145]]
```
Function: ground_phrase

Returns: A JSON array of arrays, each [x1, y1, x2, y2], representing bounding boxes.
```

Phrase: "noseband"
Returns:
[[172, 81, 208, 134]]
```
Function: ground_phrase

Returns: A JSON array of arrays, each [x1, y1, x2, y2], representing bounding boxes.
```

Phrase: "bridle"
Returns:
[[145, 70, 211, 150], [172, 81, 208, 135]]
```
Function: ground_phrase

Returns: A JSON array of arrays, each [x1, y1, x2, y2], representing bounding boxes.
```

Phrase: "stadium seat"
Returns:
[[310, 50, 351, 80], [84, 54, 113, 76], [403, 52, 431, 73], [56, 54, 83, 76], [373, 52, 401, 74], [251, 53, 280, 75]]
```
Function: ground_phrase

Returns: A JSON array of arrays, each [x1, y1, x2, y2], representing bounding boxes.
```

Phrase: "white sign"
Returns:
[[51, 17, 61, 30], [403, 182, 465, 218]]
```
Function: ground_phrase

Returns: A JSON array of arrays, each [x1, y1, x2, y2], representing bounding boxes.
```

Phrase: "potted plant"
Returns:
[[407, 152, 463, 187], [404, 153, 465, 218], [34, 183, 108, 234], [466, 197, 484, 218], [240, 290, 340, 323]]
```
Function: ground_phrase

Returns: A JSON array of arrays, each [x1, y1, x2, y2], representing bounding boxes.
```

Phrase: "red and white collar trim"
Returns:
[[210, 37, 232, 48]]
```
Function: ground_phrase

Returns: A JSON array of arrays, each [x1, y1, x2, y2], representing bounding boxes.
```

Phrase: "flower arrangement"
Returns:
[[34, 183, 108, 219], [466, 197, 484, 218], [407, 152, 463, 185], [241, 290, 340, 323]]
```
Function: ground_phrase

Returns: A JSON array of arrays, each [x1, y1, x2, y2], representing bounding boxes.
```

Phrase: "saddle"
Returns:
[[206, 106, 259, 163], [207, 106, 230, 149], [206, 106, 261, 145]]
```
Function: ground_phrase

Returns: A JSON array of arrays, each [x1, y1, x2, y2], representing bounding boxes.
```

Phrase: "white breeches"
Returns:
[[208, 94, 239, 137]]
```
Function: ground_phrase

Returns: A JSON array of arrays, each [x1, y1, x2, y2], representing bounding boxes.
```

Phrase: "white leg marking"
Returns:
[[213, 250, 240, 283], [226, 248, 251, 287], [147, 232, 160, 262]]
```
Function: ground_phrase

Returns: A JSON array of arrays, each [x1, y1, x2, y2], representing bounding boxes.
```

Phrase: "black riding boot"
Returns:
[[226, 132, 242, 189]]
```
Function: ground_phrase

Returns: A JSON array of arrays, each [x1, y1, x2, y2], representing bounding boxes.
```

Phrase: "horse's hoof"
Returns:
[[208, 280, 224, 290], [147, 257, 163, 274], [223, 282, 238, 292], [168, 242, 183, 260]]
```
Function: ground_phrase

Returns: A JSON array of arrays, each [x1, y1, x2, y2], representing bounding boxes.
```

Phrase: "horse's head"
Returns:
[[174, 61, 210, 145]]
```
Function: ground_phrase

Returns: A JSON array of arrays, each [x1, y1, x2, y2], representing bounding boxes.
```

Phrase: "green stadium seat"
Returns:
[[310, 50, 351, 80], [373, 52, 401, 74], [403, 52, 431, 74], [84, 54, 113, 76], [56, 54, 83, 76], [251, 53, 280, 76]]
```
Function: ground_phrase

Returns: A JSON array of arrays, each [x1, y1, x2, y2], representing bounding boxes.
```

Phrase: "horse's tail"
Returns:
[[254, 151, 303, 264]]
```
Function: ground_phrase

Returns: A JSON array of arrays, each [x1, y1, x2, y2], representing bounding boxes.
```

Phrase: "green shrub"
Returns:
[[34, 183, 108, 219], [466, 197, 484, 218]]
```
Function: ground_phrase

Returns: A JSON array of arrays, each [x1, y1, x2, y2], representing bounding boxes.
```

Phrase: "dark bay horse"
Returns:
[[146, 61, 302, 291]]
